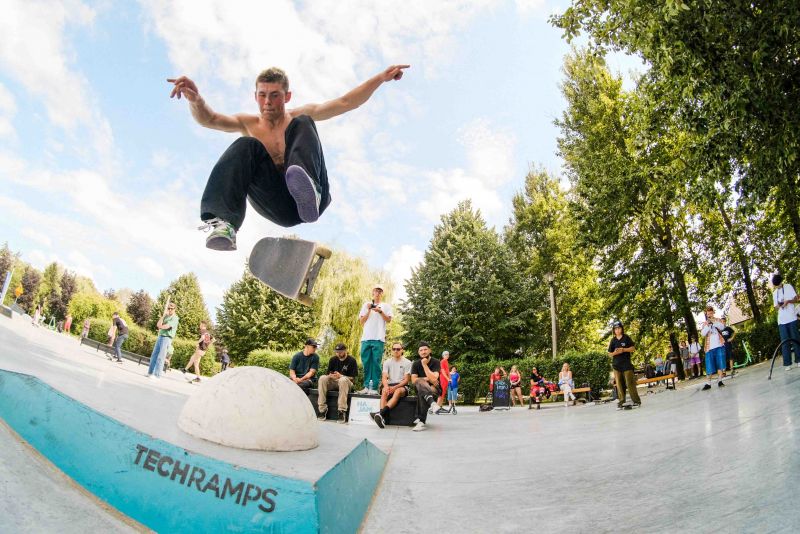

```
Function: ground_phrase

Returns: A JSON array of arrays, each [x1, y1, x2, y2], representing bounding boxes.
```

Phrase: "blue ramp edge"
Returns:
[[0, 370, 387, 533], [316, 439, 387, 534]]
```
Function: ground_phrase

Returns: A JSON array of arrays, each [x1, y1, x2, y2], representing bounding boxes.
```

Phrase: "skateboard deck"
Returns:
[[248, 237, 332, 306]]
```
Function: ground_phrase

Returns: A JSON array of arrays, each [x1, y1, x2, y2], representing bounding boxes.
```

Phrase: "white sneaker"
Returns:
[[412, 421, 426, 432], [412, 418, 421, 425], [430, 401, 441, 413], [146, 374, 153, 379], [796, 363, 800, 368], [786, 366, 792, 371]]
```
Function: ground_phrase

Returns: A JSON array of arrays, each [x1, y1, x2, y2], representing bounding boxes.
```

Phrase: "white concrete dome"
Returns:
[[177, 366, 319, 451]]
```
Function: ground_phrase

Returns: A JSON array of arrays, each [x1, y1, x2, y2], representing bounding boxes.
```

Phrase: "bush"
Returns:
[[246, 349, 295, 377], [453, 351, 610, 403], [737, 319, 782, 363]]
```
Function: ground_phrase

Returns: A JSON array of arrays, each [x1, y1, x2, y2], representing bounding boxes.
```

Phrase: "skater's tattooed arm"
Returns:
[[291, 64, 409, 121], [168, 76, 247, 133]]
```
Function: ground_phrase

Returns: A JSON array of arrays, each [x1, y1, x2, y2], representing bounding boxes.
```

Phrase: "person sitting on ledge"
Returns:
[[410, 341, 442, 432], [371, 341, 412, 429], [317, 343, 358, 424], [289, 338, 320, 394]]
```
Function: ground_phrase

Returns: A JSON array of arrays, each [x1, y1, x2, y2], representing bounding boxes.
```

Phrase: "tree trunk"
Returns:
[[652, 209, 697, 340], [782, 171, 800, 251], [716, 199, 763, 323]]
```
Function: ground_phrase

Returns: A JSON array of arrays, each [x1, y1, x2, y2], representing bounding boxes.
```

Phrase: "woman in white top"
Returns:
[[558, 362, 576, 407], [772, 274, 800, 370]]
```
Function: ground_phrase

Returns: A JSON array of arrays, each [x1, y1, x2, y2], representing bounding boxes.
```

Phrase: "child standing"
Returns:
[[220, 348, 231, 371], [447, 365, 460, 414], [558, 362, 577, 407]]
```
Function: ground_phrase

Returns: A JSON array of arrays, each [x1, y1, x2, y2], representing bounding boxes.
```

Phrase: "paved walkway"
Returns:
[[1, 316, 798, 533]]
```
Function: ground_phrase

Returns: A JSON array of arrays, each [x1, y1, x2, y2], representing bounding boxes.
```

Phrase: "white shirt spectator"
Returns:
[[359, 301, 393, 342], [773, 284, 798, 325], [688, 341, 701, 357]]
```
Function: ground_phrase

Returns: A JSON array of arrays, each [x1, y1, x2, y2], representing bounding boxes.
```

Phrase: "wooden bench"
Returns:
[[636, 373, 676, 390], [528, 387, 593, 409]]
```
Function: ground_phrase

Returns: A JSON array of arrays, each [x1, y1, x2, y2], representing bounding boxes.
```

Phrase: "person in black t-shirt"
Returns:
[[720, 318, 736, 376], [608, 320, 641, 409], [410, 341, 441, 431], [110, 312, 129, 363], [289, 339, 321, 394], [317, 343, 358, 423]]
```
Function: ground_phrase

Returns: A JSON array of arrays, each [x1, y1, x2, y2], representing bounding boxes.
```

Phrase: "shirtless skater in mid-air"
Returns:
[[167, 64, 409, 251]]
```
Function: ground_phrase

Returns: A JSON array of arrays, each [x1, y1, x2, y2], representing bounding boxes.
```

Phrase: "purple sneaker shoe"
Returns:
[[285, 165, 321, 223]]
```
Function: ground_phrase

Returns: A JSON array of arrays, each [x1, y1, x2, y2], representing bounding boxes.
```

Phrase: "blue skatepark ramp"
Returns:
[[0, 369, 387, 533]]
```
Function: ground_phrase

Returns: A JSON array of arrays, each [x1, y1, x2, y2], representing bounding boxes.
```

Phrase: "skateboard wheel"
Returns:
[[298, 294, 314, 307], [315, 246, 332, 259]]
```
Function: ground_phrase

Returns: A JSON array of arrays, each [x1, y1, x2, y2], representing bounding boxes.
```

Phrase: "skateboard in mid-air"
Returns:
[[248, 237, 332, 306]]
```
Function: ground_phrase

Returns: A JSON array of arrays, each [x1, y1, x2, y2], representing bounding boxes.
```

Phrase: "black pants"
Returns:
[[200, 115, 331, 229], [414, 380, 441, 424]]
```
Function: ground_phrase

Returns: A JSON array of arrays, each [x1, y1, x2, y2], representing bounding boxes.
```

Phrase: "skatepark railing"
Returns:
[[767, 337, 800, 380]]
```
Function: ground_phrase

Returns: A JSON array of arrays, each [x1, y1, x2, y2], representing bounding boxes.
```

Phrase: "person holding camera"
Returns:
[[700, 305, 726, 390], [358, 284, 392, 394], [772, 274, 800, 371]]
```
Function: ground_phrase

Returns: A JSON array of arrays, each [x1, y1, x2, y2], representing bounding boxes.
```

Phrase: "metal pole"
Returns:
[[549, 282, 558, 360]]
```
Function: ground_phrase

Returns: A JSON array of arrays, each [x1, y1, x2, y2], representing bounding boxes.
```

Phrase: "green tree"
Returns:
[[555, 51, 705, 350], [215, 269, 315, 363], [49, 270, 77, 322], [67, 291, 131, 329], [552, 0, 800, 254], [401, 201, 527, 364], [150, 273, 211, 339], [505, 168, 605, 356], [126, 289, 153, 327], [37, 262, 62, 318], [0, 243, 21, 306], [18, 266, 41, 312]]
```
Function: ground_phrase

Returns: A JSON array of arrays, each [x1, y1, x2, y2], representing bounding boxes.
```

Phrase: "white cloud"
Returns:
[[383, 244, 424, 303], [0, 82, 16, 139], [20, 227, 52, 248], [136, 257, 165, 280], [0, 0, 115, 161]]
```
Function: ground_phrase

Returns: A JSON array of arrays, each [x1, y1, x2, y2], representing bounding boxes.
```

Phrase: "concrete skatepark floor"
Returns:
[[1, 317, 798, 533]]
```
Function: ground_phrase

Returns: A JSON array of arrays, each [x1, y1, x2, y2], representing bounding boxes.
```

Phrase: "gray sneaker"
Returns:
[[285, 165, 321, 223], [198, 218, 237, 251]]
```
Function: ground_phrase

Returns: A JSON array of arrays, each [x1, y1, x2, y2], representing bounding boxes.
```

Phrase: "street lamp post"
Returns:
[[546, 272, 557, 360]]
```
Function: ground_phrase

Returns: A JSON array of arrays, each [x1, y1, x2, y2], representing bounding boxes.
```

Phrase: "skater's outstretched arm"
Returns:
[[291, 64, 409, 121], [168, 76, 248, 133]]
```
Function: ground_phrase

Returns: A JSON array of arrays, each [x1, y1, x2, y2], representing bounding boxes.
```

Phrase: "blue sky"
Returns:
[[0, 0, 641, 312]]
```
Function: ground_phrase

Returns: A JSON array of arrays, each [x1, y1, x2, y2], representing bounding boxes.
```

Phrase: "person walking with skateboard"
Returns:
[[358, 284, 392, 394], [168, 65, 409, 251], [608, 320, 641, 409], [110, 312, 128, 364]]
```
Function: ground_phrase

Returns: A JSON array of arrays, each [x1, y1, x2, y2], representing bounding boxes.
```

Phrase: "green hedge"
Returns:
[[86, 318, 218, 376], [736, 318, 782, 364], [246, 349, 295, 376], [452, 351, 611, 403]]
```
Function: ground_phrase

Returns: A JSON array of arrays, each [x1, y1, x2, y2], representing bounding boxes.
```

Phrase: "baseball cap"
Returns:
[[373, 283, 385, 291], [334, 343, 346, 351], [612, 320, 623, 328], [305, 338, 318, 347]]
